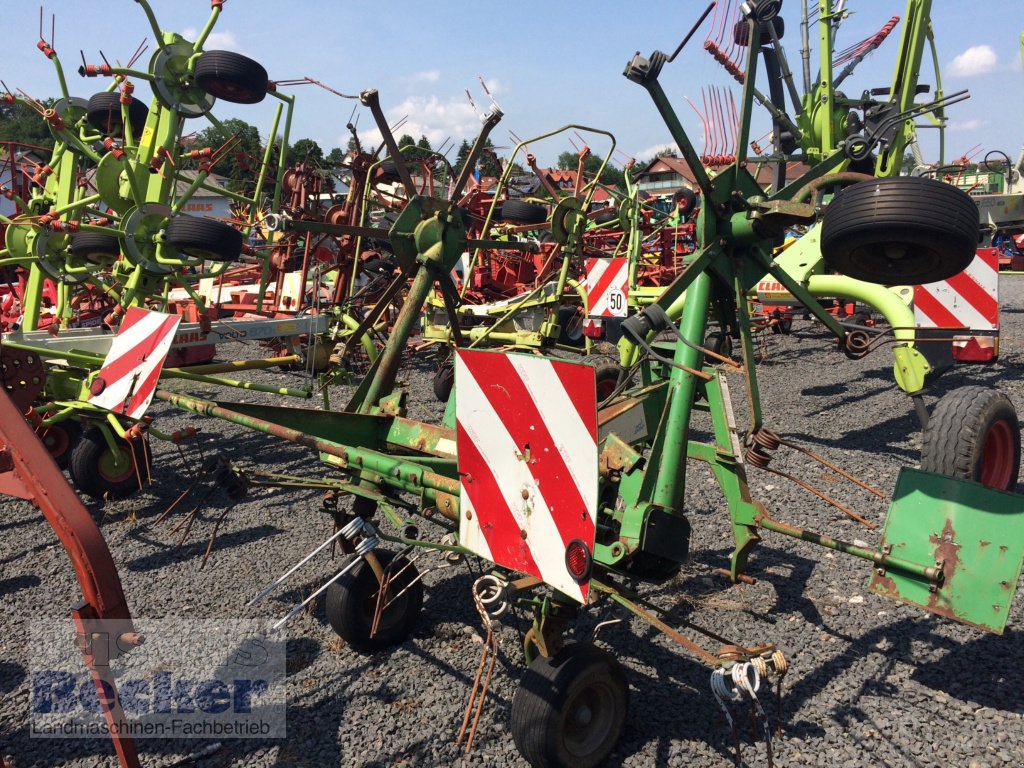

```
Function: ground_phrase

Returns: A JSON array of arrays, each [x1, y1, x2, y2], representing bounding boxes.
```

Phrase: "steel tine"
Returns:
[[248, 517, 366, 606], [272, 536, 378, 630]]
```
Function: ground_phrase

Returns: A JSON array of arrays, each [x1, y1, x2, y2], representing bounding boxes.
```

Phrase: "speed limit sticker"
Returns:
[[586, 258, 629, 318]]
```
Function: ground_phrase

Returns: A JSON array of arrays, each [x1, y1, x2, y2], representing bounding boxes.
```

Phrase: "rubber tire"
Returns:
[[581, 354, 622, 402], [673, 187, 697, 220], [591, 207, 618, 225], [511, 643, 629, 768], [68, 427, 151, 500], [921, 386, 1021, 491], [164, 216, 243, 262], [557, 306, 585, 347], [325, 549, 423, 654], [377, 159, 403, 181], [39, 419, 82, 470], [820, 177, 979, 285], [501, 199, 548, 225], [194, 51, 269, 105], [704, 331, 733, 357], [69, 231, 121, 265], [85, 92, 148, 137], [432, 363, 455, 403], [733, 15, 785, 46]]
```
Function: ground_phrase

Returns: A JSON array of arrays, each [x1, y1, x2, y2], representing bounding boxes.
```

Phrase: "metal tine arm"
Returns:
[[248, 517, 367, 606], [273, 535, 379, 630]]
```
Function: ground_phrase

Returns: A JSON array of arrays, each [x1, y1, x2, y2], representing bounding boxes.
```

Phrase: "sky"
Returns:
[[1, 1, 1021, 171]]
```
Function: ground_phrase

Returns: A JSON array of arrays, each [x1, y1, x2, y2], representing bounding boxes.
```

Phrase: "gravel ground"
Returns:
[[3, 277, 1024, 768]]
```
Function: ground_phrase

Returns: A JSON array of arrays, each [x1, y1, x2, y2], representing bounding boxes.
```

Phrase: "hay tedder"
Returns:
[[153, 3, 1024, 767], [3, 2, 1024, 768]]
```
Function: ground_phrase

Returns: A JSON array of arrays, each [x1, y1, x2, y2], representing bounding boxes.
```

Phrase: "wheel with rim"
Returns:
[[85, 92, 149, 137], [69, 231, 121, 265], [581, 354, 622, 402], [432, 363, 455, 402], [68, 426, 151, 500], [921, 386, 1021, 491], [557, 305, 585, 347], [733, 15, 785, 46], [164, 216, 243, 262], [325, 549, 423, 654], [194, 51, 269, 104], [38, 420, 82, 470], [704, 331, 733, 357], [511, 643, 629, 768], [501, 199, 548, 225], [820, 176, 979, 285]]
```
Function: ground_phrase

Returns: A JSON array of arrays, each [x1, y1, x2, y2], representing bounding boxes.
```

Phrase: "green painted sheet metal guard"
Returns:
[[870, 468, 1024, 634]]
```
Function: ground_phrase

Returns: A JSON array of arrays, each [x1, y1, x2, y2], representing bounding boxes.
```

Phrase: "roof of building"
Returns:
[[637, 154, 814, 190]]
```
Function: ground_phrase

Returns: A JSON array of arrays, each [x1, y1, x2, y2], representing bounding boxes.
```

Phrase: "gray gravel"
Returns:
[[3, 277, 1024, 768]]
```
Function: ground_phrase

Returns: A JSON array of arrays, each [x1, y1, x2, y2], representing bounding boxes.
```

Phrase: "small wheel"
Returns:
[[432, 363, 455, 403], [38, 420, 82, 470], [591, 207, 618, 225], [69, 231, 121, 265], [324, 549, 423, 654], [820, 177, 979, 285], [673, 187, 697, 220], [501, 199, 548, 225], [376, 159, 403, 181], [581, 354, 622, 402], [768, 312, 793, 335], [921, 386, 1021, 491], [557, 306, 585, 347], [68, 427, 151, 500], [704, 331, 733, 357], [733, 15, 785, 46], [511, 643, 629, 768], [194, 51, 269, 105], [85, 92, 149, 137], [164, 216, 243, 262]]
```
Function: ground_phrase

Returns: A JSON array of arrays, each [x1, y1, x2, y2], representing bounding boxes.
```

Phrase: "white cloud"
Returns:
[[352, 94, 482, 150], [949, 118, 989, 132], [184, 28, 244, 53], [948, 45, 998, 77], [404, 70, 441, 85], [635, 143, 677, 160]]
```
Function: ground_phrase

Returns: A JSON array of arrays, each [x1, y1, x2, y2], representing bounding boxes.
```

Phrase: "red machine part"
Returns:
[[0, 388, 141, 768]]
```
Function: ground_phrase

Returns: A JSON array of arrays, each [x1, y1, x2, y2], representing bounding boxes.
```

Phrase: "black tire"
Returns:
[[673, 187, 697, 220], [511, 643, 629, 768], [69, 231, 121, 265], [591, 207, 618, 225], [557, 306, 585, 347], [501, 199, 548, 225], [432, 363, 455, 403], [325, 549, 423, 654], [68, 427, 151, 500], [704, 331, 733, 357], [38, 419, 82, 470], [733, 15, 785, 46], [820, 177, 979, 285], [377, 159, 403, 181], [194, 51, 269, 105], [921, 386, 1021, 491], [165, 216, 243, 262], [85, 91, 149, 137], [581, 354, 622, 402]]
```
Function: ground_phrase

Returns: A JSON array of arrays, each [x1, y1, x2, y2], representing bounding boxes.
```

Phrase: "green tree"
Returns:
[[415, 135, 433, 164], [0, 99, 57, 150], [188, 118, 261, 192], [326, 147, 346, 165], [452, 139, 472, 178], [289, 138, 325, 167]]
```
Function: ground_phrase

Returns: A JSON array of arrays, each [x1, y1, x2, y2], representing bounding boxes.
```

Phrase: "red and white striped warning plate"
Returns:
[[89, 308, 181, 419], [586, 257, 629, 318], [455, 350, 598, 603], [914, 249, 999, 361]]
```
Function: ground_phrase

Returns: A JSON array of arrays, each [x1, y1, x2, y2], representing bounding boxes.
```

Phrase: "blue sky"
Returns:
[[2, 1, 1021, 170]]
